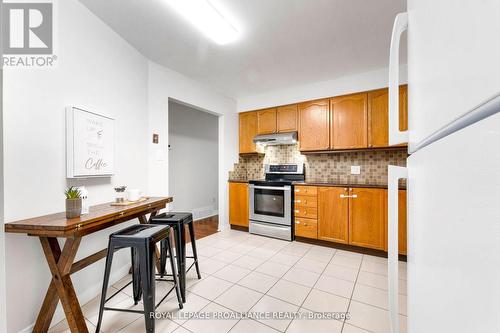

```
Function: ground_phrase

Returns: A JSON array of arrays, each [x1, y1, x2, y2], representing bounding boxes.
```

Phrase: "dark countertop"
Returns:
[[228, 179, 406, 190]]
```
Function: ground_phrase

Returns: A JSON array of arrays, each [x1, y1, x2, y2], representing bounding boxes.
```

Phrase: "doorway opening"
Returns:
[[168, 99, 219, 236]]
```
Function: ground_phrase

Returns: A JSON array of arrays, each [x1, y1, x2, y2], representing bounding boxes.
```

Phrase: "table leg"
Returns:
[[139, 214, 161, 272], [33, 237, 88, 333]]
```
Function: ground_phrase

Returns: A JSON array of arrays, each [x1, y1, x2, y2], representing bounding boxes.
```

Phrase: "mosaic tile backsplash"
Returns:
[[228, 145, 408, 186]]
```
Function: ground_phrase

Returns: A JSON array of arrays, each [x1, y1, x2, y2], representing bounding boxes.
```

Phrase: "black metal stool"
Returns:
[[150, 212, 202, 302], [95, 224, 183, 333]]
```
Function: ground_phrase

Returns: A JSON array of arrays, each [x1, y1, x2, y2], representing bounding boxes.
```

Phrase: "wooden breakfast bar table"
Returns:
[[4, 196, 173, 333]]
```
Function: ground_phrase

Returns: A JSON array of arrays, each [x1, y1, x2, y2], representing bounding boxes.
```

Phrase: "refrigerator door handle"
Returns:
[[389, 12, 408, 146], [388, 165, 408, 333]]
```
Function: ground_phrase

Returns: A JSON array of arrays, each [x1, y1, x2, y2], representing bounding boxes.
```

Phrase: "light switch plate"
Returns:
[[351, 165, 361, 175]]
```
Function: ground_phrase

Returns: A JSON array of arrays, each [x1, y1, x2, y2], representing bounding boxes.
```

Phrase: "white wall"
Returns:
[[2, 0, 150, 331], [237, 65, 408, 111], [168, 101, 219, 219], [147, 61, 238, 232]]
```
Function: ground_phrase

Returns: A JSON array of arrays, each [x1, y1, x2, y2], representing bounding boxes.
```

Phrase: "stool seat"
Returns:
[[152, 212, 193, 225], [111, 224, 168, 244]]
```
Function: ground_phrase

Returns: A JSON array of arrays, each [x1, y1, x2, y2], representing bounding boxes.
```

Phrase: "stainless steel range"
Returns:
[[249, 164, 305, 241]]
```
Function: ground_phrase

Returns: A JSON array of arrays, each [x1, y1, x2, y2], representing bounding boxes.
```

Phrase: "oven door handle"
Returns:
[[250, 185, 291, 191]]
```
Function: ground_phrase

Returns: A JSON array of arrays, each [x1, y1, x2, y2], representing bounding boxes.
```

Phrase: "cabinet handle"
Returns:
[[295, 189, 300, 193], [340, 194, 357, 198], [295, 200, 301, 203], [295, 221, 300, 224], [389, 12, 409, 146], [295, 210, 300, 213], [303, 223, 308, 226], [388, 165, 408, 333]]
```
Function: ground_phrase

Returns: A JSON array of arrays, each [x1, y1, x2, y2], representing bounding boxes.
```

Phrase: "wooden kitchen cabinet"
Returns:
[[330, 93, 368, 149], [298, 99, 330, 151], [257, 108, 277, 134], [239, 111, 258, 154], [349, 188, 387, 250], [277, 104, 298, 132], [318, 187, 349, 244], [295, 217, 318, 239], [368, 85, 408, 148], [229, 182, 249, 227]]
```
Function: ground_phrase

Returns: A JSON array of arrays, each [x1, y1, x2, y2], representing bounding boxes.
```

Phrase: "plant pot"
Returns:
[[66, 198, 82, 219]]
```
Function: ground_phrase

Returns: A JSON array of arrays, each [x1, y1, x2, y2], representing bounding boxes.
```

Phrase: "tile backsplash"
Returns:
[[228, 145, 407, 186]]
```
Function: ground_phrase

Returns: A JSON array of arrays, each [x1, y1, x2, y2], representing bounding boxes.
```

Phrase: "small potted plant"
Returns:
[[65, 186, 82, 219]]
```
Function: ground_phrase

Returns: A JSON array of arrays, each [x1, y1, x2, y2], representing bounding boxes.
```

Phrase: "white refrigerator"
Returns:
[[386, 1, 500, 332]]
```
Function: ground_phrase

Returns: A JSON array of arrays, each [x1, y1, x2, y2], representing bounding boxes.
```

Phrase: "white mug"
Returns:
[[127, 189, 141, 202]]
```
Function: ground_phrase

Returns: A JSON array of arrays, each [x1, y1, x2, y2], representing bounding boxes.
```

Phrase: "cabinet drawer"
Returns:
[[294, 186, 317, 196], [295, 218, 318, 239], [294, 206, 317, 219], [294, 195, 317, 208]]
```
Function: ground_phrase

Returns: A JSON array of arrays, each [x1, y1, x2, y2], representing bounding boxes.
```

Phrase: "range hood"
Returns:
[[253, 132, 298, 146]]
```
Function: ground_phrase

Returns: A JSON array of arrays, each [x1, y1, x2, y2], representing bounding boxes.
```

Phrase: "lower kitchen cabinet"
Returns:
[[349, 188, 387, 250], [318, 187, 349, 244], [229, 182, 249, 227], [295, 217, 318, 239]]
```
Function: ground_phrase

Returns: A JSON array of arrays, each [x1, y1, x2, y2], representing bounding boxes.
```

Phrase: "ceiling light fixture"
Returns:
[[165, 0, 239, 45]]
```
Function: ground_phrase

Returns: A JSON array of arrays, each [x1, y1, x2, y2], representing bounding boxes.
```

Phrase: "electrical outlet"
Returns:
[[351, 165, 361, 175]]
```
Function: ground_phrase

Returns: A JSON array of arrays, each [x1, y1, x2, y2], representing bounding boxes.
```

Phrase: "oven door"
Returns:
[[249, 184, 291, 226]]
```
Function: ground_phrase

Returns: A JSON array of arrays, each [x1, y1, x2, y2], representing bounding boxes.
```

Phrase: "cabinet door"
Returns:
[[277, 104, 298, 132], [330, 93, 368, 149], [239, 112, 258, 154], [349, 188, 386, 250], [229, 182, 249, 227], [298, 99, 330, 151], [367, 85, 408, 148], [398, 190, 407, 255], [318, 187, 349, 243], [257, 108, 277, 134]]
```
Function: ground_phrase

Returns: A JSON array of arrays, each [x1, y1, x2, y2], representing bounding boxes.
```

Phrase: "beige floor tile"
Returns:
[[360, 260, 387, 276], [255, 261, 292, 278], [282, 267, 320, 287], [212, 239, 240, 250], [211, 250, 243, 263], [341, 323, 372, 333], [172, 327, 192, 333], [212, 264, 252, 283], [293, 257, 327, 274], [230, 243, 257, 255], [250, 295, 299, 332], [362, 255, 388, 264], [335, 250, 363, 259], [48, 319, 96, 333], [117, 316, 179, 333], [301, 289, 349, 314], [187, 276, 233, 300], [330, 255, 362, 269], [87, 298, 142, 333], [322, 264, 359, 282], [232, 255, 267, 270], [301, 251, 333, 264], [112, 275, 134, 297], [268, 253, 301, 266], [198, 257, 228, 275], [286, 310, 343, 333], [306, 245, 336, 256], [356, 271, 407, 295], [352, 284, 407, 315], [314, 275, 355, 298], [82, 287, 130, 318], [267, 279, 310, 306], [229, 318, 279, 333], [183, 302, 239, 333], [247, 247, 278, 260], [238, 271, 279, 293], [215, 284, 263, 312], [157, 292, 210, 325], [347, 300, 407, 333], [279, 244, 310, 257], [198, 246, 224, 257]]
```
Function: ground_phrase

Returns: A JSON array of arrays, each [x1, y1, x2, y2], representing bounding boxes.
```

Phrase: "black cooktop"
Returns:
[[249, 179, 294, 186]]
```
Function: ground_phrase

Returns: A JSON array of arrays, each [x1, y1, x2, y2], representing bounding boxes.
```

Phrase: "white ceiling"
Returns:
[[79, 0, 406, 99]]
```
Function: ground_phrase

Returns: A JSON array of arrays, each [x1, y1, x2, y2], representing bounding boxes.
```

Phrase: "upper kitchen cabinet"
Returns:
[[277, 104, 298, 132], [368, 85, 408, 148], [330, 93, 368, 149], [239, 111, 258, 154], [298, 99, 330, 151], [257, 108, 277, 134], [349, 188, 386, 250]]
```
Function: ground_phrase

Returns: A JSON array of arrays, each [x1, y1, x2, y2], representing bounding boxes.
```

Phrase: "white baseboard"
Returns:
[[18, 264, 131, 333]]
